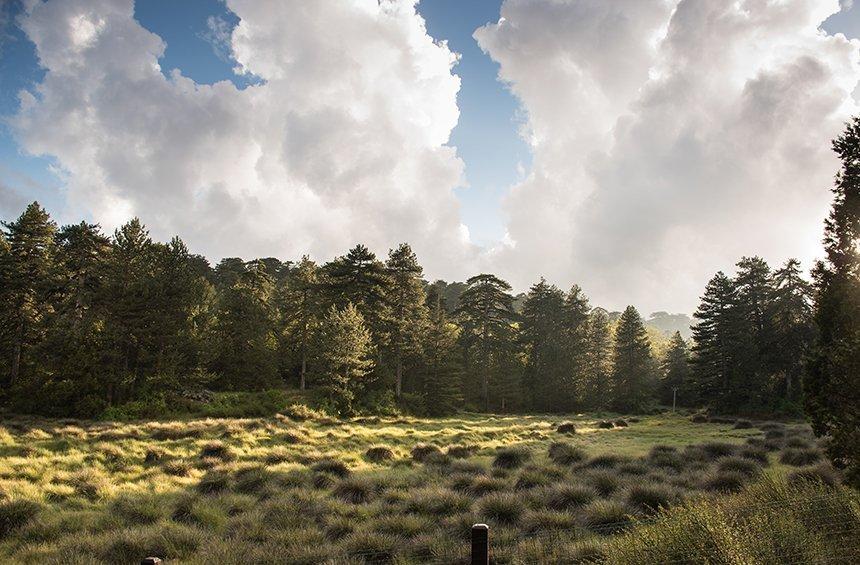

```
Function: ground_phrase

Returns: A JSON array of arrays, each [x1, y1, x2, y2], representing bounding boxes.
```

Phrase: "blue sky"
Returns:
[[0, 0, 528, 245]]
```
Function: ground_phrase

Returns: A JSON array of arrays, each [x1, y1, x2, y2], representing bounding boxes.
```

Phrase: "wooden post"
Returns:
[[141, 558, 162, 565], [471, 523, 489, 565]]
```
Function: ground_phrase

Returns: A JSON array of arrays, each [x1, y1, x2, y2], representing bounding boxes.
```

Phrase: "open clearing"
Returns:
[[0, 411, 856, 563]]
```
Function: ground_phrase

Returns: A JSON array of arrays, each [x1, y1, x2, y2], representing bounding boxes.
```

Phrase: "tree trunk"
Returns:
[[395, 351, 402, 399], [300, 354, 306, 391], [10, 320, 23, 385]]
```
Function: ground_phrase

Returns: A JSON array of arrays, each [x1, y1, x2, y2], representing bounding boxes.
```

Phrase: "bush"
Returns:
[[582, 499, 632, 534], [0, 500, 42, 538], [411, 444, 442, 463], [311, 459, 350, 478], [557, 421, 577, 434], [478, 493, 523, 524], [548, 442, 586, 465], [544, 484, 597, 510], [364, 446, 395, 463], [493, 447, 531, 469], [780, 448, 823, 467]]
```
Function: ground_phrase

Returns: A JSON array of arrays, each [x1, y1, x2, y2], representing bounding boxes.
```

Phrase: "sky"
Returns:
[[0, 0, 858, 314]]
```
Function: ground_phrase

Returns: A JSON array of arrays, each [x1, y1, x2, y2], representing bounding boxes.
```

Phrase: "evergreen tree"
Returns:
[[563, 285, 591, 406], [733, 256, 774, 406], [691, 272, 741, 408], [315, 303, 375, 415], [421, 289, 463, 415], [276, 256, 323, 390], [582, 307, 613, 409], [770, 259, 814, 401], [455, 274, 517, 410], [0, 202, 58, 387], [611, 306, 654, 412], [520, 279, 569, 411], [659, 331, 690, 407], [385, 244, 428, 399], [808, 117, 860, 486]]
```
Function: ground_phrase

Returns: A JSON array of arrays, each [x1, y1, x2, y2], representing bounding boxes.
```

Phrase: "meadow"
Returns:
[[0, 404, 857, 564]]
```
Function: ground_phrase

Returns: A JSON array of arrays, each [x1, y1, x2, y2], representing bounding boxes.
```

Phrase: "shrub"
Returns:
[[493, 447, 531, 469], [557, 421, 577, 434], [544, 483, 597, 510], [411, 444, 442, 463], [311, 459, 350, 478], [582, 499, 632, 534], [0, 500, 42, 538], [647, 451, 686, 472], [703, 471, 747, 493], [478, 493, 523, 524], [548, 442, 586, 465], [446, 444, 476, 459], [780, 448, 823, 467], [199, 441, 234, 462], [332, 477, 377, 504], [734, 419, 754, 429], [197, 470, 230, 494], [364, 446, 394, 463], [626, 484, 675, 515], [717, 456, 762, 478]]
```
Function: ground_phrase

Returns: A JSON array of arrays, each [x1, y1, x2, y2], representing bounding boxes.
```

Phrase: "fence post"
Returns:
[[471, 523, 489, 565], [140, 558, 162, 565]]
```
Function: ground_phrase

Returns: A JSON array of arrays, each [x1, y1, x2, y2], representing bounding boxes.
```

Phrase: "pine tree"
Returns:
[[455, 273, 517, 410], [563, 285, 591, 406], [808, 116, 860, 486], [659, 331, 690, 407], [582, 307, 613, 409], [611, 306, 654, 412], [1, 202, 58, 386], [276, 256, 323, 390], [315, 303, 375, 416], [421, 290, 463, 416], [733, 256, 774, 406], [385, 243, 428, 399], [520, 279, 568, 411], [770, 259, 814, 401]]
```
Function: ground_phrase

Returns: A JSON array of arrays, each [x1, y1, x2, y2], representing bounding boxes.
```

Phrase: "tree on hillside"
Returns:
[[563, 285, 592, 405], [385, 243, 428, 399], [808, 117, 860, 486], [421, 288, 463, 416], [659, 331, 690, 407], [520, 279, 569, 410], [276, 256, 323, 390], [770, 259, 814, 400], [315, 303, 375, 415], [582, 307, 613, 409], [611, 306, 654, 412], [733, 256, 774, 406], [456, 273, 517, 410]]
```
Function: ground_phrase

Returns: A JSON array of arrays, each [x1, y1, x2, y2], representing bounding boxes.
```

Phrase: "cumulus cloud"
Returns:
[[11, 0, 476, 276], [477, 0, 860, 312]]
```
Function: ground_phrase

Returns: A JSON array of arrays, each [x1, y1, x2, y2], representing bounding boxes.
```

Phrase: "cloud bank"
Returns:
[[11, 0, 475, 277], [477, 0, 860, 312]]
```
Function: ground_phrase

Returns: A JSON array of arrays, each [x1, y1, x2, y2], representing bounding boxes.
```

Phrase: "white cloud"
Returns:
[[477, 0, 860, 312], [12, 0, 477, 276]]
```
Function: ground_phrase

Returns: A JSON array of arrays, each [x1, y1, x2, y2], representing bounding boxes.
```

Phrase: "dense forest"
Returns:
[[0, 207, 813, 420]]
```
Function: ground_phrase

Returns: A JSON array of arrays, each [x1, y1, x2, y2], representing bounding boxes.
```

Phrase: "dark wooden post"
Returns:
[[141, 558, 162, 565], [471, 523, 489, 565]]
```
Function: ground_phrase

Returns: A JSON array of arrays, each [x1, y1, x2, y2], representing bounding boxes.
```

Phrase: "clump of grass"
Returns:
[[446, 444, 476, 459], [233, 467, 274, 495], [556, 421, 577, 434], [199, 441, 235, 462], [478, 492, 523, 524], [163, 460, 192, 477], [280, 403, 328, 422], [68, 469, 107, 501], [784, 437, 812, 449], [717, 456, 763, 478], [780, 448, 823, 467], [586, 470, 621, 497], [411, 444, 442, 463], [765, 429, 786, 440], [759, 421, 785, 431], [197, 469, 231, 494], [597, 420, 615, 429], [515, 468, 554, 490], [0, 499, 42, 537], [625, 484, 675, 515], [709, 416, 736, 425], [332, 476, 378, 504], [323, 517, 354, 541], [734, 419, 754, 429], [548, 442, 586, 465], [493, 446, 531, 469], [467, 476, 508, 497], [144, 446, 166, 465], [703, 470, 748, 493], [421, 451, 452, 467], [544, 483, 597, 510], [618, 462, 650, 476], [584, 454, 624, 469], [787, 464, 841, 487], [520, 509, 578, 535], [699, 442, 737, 460], [371, 514, 428, 538], [341, 531, 398, 563], [739, 446, 770, 465], [691, 414, 709, 423], [582, 499, 632, 534], [312, 458, 350, 478], [264, 448, 291, 466], [403, 487, 471, 516], [614, 419, 629, 427], [111, 493, 166, 525], [364, 446, 395, 463]]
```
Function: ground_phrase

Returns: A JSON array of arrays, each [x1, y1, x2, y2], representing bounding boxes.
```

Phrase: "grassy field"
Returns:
[[0, 407, 856, 563]]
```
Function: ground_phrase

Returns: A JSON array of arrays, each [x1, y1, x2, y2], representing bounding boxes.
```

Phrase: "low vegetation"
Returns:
[[0, 411, 853, 563]]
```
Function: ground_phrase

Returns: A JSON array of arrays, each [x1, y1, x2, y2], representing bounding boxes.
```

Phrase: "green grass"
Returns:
[[0, 411, 852, 563]]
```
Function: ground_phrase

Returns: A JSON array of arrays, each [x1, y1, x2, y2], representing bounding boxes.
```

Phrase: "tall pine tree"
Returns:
[[385, 244, 428, 399], [611, 306, 654, 412]]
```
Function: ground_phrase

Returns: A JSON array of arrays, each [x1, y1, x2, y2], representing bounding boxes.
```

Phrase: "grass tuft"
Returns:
[[780, 448, 823, 467], [548, 442, 586, 465], [493, 446, 531, 469]]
